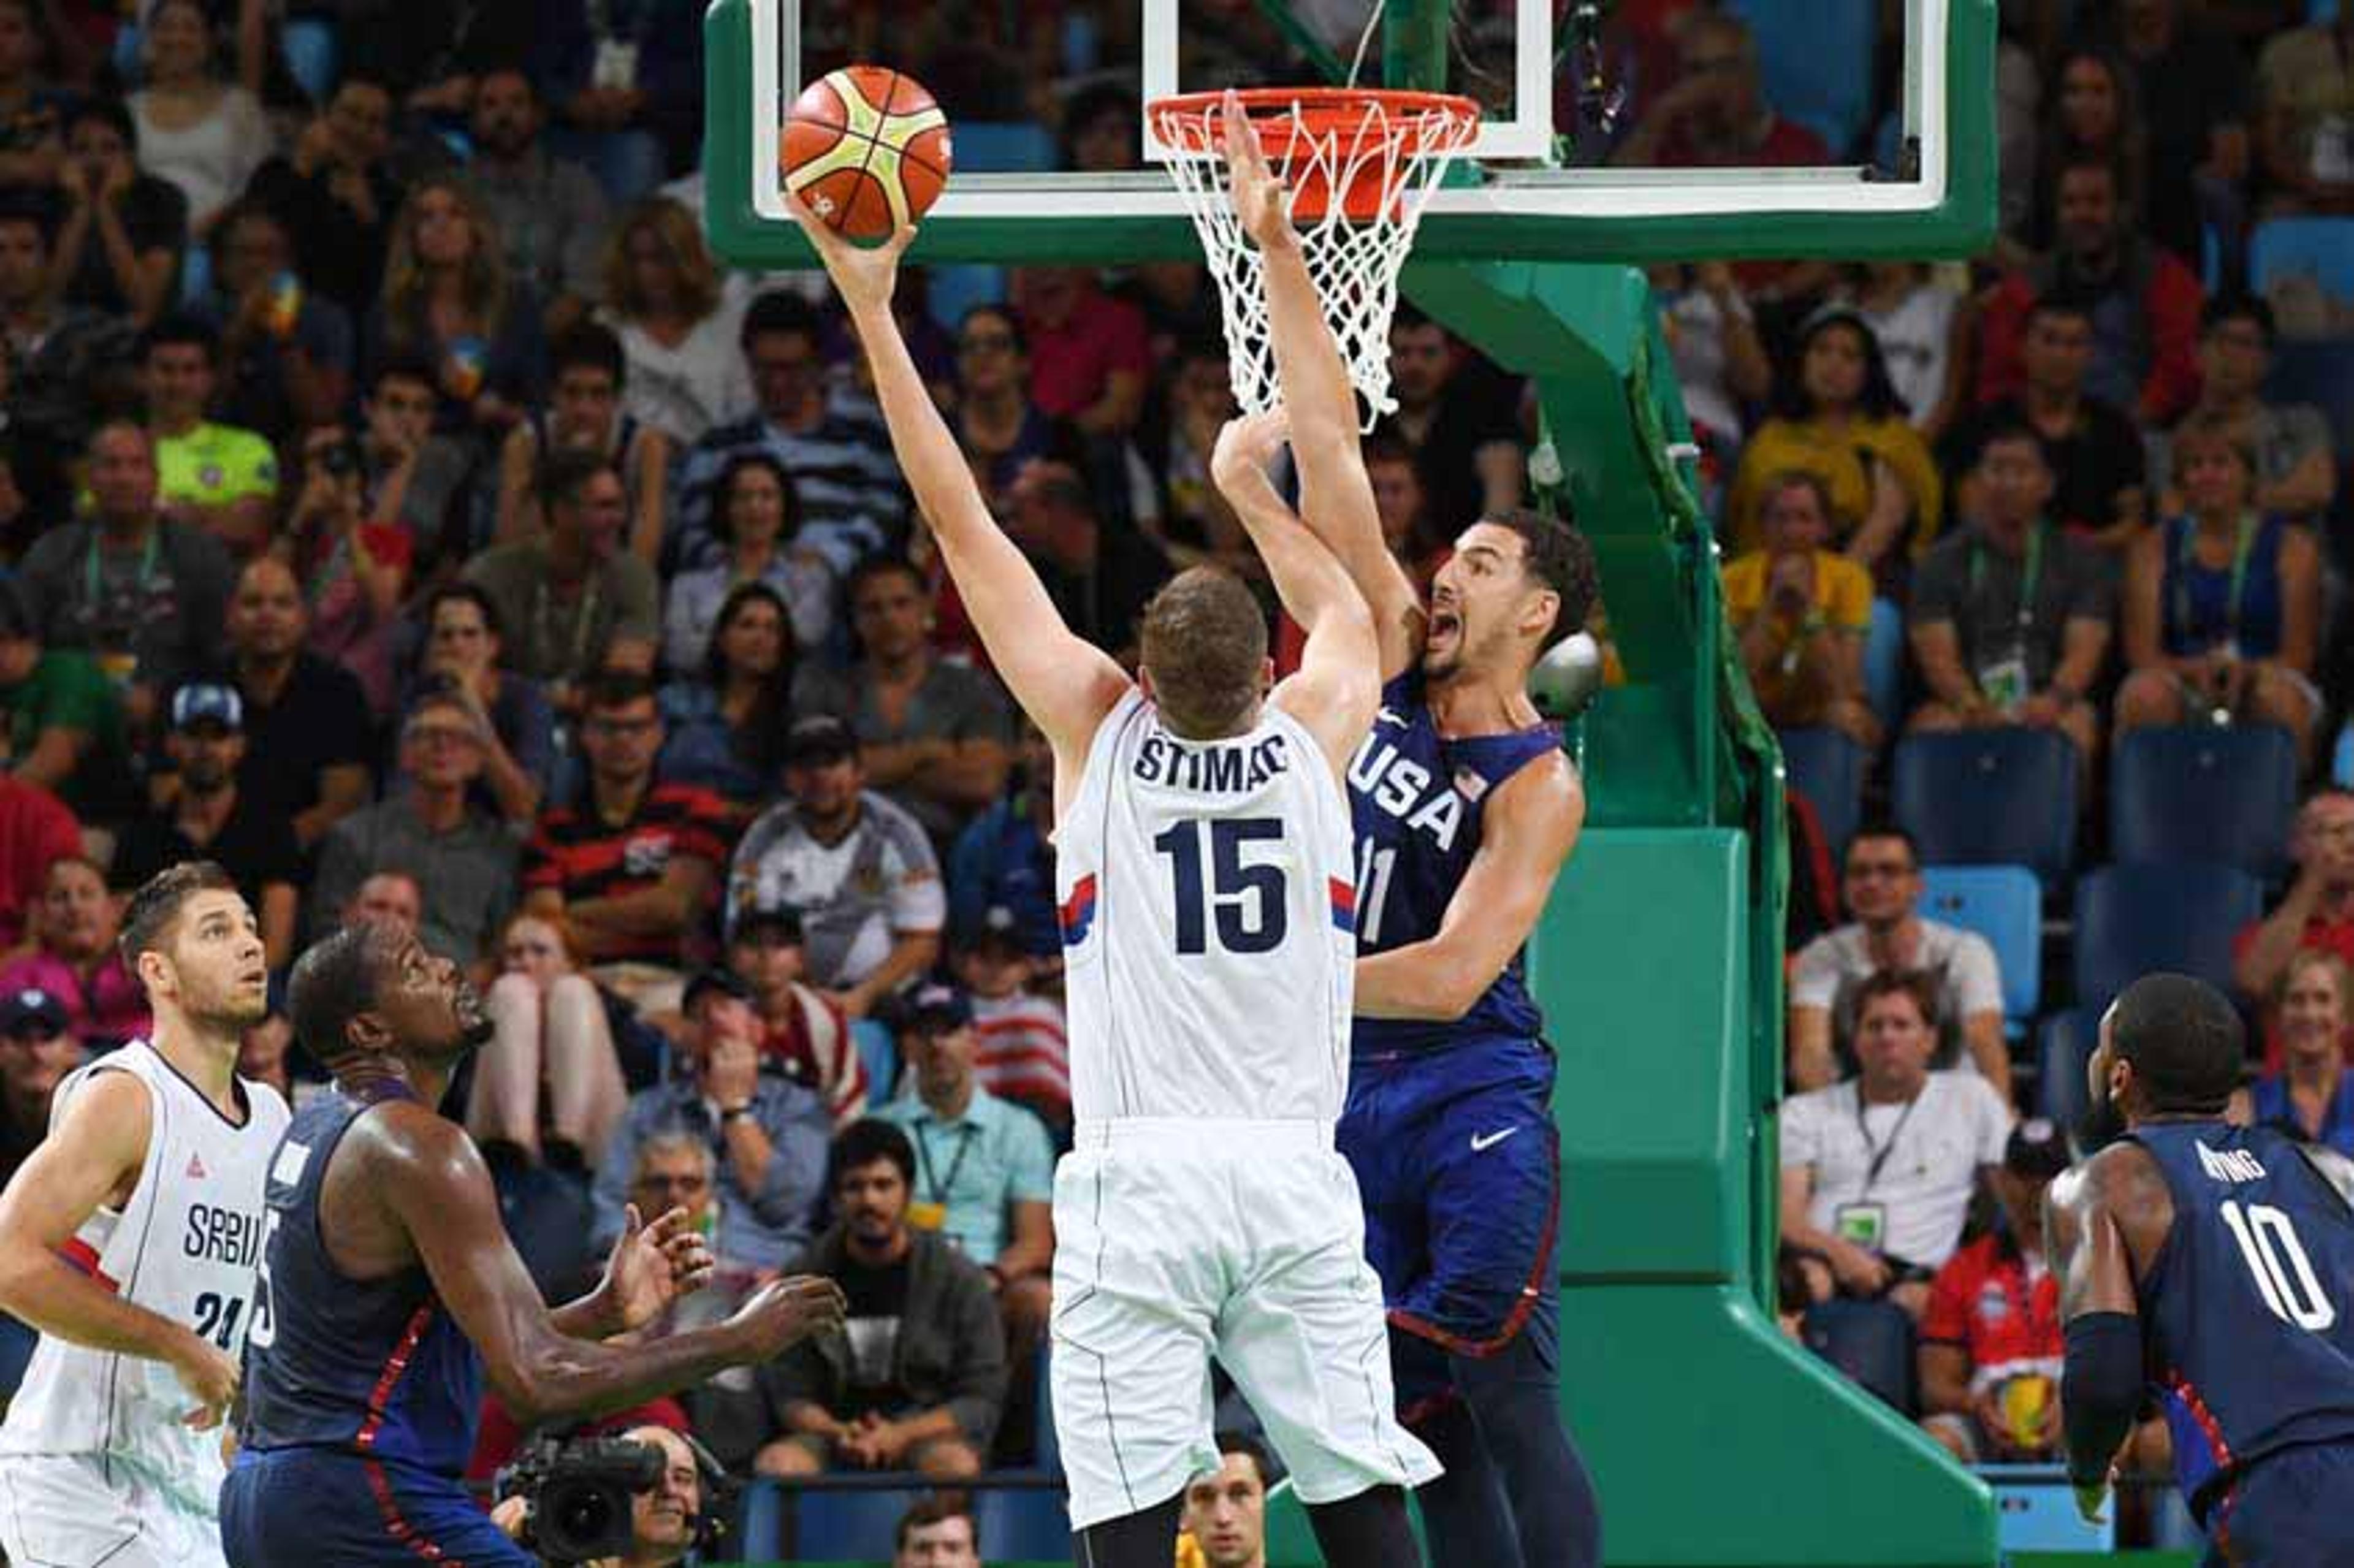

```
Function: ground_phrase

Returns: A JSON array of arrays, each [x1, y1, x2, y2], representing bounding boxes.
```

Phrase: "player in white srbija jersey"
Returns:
[[791, 180, 1438, 1565], [0, 864, 285, 1568]]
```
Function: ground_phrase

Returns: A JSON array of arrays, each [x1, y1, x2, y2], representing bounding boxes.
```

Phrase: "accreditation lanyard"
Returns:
[[2172, 514, 2257, 650], [913, 1121, 978, 1206], [530, 574, 603, 676], [1968, 523, 2044, 643], [85, 528, 161, 614], [1854, 1087, 1923, 1196]]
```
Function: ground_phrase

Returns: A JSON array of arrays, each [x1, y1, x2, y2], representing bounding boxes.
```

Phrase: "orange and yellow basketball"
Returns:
[[783, 66, 953, 242]]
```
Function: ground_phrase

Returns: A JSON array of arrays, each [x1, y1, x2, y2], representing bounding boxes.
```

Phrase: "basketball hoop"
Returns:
[[1148, 87, 1481, 428]]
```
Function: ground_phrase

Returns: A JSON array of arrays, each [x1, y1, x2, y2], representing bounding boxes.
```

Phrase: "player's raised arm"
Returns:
[[788, 202, 1130, 767], [1211, 409, 1378, 778], [2044, 1146, 2155, 1522], [0, 1071, 240, 1428], [1222, 93, 1423, 678], [359, 1103, 844, 1426], [1355, 748, 1584, 1020]]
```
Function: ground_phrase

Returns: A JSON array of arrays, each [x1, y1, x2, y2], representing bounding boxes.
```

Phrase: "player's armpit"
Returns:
[[1354, 750, 1583, 1021]]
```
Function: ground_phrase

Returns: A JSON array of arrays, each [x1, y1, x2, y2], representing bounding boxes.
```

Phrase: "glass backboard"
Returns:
[[703, 0, 1994, 266]]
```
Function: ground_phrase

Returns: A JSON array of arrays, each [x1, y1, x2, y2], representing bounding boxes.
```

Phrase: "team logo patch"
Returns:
[[622, 834, 674, 878], [1453, 767, 1490, 803], [186, 1153, 208, 1180], [1977, 1282, 2010, 1323]]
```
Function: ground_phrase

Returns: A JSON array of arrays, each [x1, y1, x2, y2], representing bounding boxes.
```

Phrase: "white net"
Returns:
[[1149, 91, 1480, 431]]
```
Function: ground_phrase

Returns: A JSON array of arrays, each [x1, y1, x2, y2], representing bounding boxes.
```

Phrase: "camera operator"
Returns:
[[493, 1423, 706, 1568]]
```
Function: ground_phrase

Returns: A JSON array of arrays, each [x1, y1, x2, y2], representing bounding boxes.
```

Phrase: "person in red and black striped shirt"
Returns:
[[522, 672, 731, 1005]]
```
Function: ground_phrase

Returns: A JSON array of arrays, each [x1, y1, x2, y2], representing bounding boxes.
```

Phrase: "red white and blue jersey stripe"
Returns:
[[2128, 1121, 2354, 1520], [1055, 687, 1357, 1123]]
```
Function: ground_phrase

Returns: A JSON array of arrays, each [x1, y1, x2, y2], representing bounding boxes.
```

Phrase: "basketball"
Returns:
[[782, 66, 953, 241]]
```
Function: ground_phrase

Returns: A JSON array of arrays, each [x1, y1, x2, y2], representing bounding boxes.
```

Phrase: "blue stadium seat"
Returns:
[[2251, 216, 2354, 307], [1726, 0, 1878, 158], [2071, 863, 2264, 1014], [282, 18, 339, 103], [1892, 729, 2078, 889], [926, 265, 1009, 337], [950, 121, 1058, 173], [1034, 1340, 1060, 1474], [2036, 1007, 2100, 1130], [2111, 725, 2297, 882], [1918, 866, 2041, 1022], [1979, 1464, 2116, 1553], [977, 1490, 1072, 1560], [1779, 726, 1865, 858], [1801, 1297, 1915, 1412], [1865, 595, 1905, 726], [792, 1486, 931, 1560], [737, 1479, 787, 1561], [852, 1019, 900, 1102]]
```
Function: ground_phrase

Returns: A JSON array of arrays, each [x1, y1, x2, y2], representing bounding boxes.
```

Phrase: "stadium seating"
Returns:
[[977, 1490, 1074, 1559], [1727, 0, 1878, 157], [790, 1485, 933, 1560], [2036, 1007, 2100, 1130], [1778, 726, 1865, 858], [2071, 863, 2265, 1014], [1800, 1298, 1915, 1412], [1865, 596, 1905, 726], [1980, 1465, 2117, 1553], [852, 1019, 901, 1102], [1892, 729, 2078, 889], [2251, 216, 2354, 308], [2109, 724, 2298, 883], [1917, 865, 2041, 1023]]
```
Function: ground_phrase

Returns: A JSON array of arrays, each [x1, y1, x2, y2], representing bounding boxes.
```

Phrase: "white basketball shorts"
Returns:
[[0, 1451, 227, 1568], [1049, 1117, 1442, 1532]]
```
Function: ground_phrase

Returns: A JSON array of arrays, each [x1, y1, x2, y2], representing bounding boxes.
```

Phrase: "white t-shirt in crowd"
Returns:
[[1789, 918, 2006, 1071], [1781, 1071, 2013, 1268]]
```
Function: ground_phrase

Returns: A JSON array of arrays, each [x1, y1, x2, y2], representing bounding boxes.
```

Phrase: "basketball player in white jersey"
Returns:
[[0, 861, 287, 1567], [791, 199, 1439, 1563]]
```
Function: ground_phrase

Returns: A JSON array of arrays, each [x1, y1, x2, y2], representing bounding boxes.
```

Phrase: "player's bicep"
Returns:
[[0, 1073, 150, 1254], [1434, 755, 1584, 970]]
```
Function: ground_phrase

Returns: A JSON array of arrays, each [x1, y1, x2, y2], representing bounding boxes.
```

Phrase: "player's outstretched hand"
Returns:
[[1219, 88, 1295, 253], [728, 1273, 848, 1361], [600, 1203, 718, 1334], [786, 191, 915, 318], [1209, 408, 1291, 498], [171, 1330, 239, 1430]]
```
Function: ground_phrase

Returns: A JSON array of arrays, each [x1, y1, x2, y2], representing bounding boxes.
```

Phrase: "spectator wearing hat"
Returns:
[[874, 981, 1056, 1358], [0, 985, 78, 1187], [0, 576, 130, 825], [726, 900, 866, 1130], [728, 715, 945, 1020], [753, 1118, 1004, 1482], [110, 682, 300, 967], [16, 420, 234, 731], [592, 967, 832, 1274], [307, 686, 520, 965], [796, 556, 1013, 844], [1779, 971, 2013, 1319], [0, 855, 145, 1052], [953, 911, 1070, 1134], [947, 718, 1060, 965], [522, 672, 732, 1006], [1917, 1119, 2072, 1462]]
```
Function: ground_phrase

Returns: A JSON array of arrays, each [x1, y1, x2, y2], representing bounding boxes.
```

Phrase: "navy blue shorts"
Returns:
[[2204, 1442, 2354, 1567], [1338, 1033, 1560, 1409], [221, 1446, 531, 1567]]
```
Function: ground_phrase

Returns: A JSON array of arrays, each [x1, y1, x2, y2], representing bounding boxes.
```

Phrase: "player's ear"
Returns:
[[1258, 655, 1274, 696], [345, 1008, 391, 1054], [1518, 587, 1560, 644], [134, 947, 174, 1003], [1137, 665, 1159, 706]]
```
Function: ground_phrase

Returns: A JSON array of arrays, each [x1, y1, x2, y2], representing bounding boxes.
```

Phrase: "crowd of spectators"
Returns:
[[0, 0, 2331, 1555]]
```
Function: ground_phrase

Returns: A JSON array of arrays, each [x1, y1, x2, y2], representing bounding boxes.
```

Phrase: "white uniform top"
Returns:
[[0, 1041, 290, 1513], [1056, 688, 1357, 1124]]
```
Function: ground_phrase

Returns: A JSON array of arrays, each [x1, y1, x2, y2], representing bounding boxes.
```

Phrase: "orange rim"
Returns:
[[1146, 87, 1482, 157]]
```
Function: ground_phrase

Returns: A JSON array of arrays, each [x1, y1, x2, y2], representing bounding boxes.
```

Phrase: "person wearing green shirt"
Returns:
[[0, 573, 127, 820], [142, 314, 278, 556]]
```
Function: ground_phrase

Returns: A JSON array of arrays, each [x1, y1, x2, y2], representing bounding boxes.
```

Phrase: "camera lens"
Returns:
[[320, 444, 357, 478]]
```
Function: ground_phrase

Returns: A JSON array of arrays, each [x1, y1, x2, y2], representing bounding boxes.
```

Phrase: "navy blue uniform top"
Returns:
[[1347, 669, 1560, 1056], [239, 1085, 484, 1476], [2129, 1121, 2354, 1515]]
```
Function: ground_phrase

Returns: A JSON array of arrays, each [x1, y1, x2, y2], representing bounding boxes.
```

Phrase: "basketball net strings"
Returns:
[[1157, 102, 1471, 431]]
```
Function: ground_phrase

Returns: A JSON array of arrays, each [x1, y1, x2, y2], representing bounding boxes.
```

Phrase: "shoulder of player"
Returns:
[[2056, 1140, 2170, 1232], [339, 1100, 489, 1194], [1482, 748, 1582, 838], [47, 1064, 154, 1157]]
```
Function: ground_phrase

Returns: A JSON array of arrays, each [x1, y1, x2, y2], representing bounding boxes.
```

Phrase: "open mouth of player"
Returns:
[[1428, 609, 1461, 645]]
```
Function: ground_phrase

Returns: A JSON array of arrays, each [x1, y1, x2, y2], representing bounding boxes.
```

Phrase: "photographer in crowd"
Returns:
[[493, 1422, 712, 1567]]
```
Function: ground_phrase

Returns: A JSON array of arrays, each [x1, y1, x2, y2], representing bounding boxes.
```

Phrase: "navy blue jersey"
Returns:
[[238, 1087, 483, 1477], [1347, 670, 1559, 1055], [2129, 1121, 2354, 1513]]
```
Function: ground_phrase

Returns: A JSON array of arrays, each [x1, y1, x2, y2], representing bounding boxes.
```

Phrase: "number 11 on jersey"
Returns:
[[1354, 837, 1395, 946]]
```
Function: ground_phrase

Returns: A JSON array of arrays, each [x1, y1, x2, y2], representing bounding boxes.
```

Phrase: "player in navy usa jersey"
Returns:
[[1224, 113, 1603, 1567], [219, 922, 843, 1566], [2051, 972, 2354, 1565]]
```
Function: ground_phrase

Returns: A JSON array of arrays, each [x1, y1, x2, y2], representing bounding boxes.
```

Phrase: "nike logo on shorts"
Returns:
[[1471, 1127, 1518, 1152]]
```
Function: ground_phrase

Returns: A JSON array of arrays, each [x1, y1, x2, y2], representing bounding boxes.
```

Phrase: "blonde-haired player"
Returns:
[[0, 861, 289, 1567], [790, 161, 1439, 1563]]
